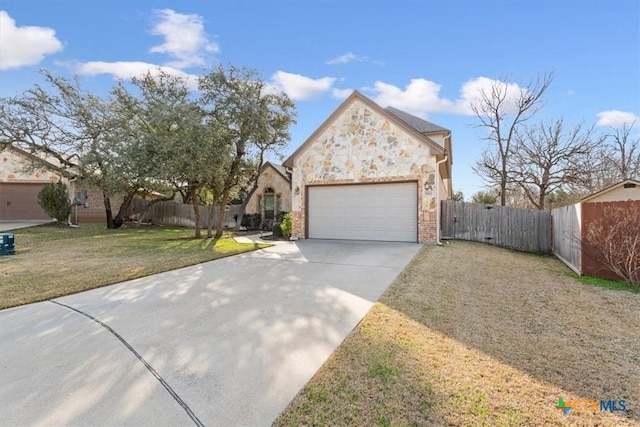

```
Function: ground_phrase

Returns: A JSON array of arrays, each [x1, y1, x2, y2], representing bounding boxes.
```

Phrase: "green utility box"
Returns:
[[0, 233, 16, 255]]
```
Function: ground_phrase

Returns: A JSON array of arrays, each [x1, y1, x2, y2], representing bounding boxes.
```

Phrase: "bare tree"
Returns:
[[509, 119, 603, 210], [567, 122, 639, 196], [603, 122, 639, 181], [582, 205, 640, 287], [471, 72, 554, 205]]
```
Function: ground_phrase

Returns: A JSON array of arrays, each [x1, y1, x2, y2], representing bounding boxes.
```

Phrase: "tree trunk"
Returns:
[[113, 190, 136, 227], [538, 192, 546, 211], [235, 183, 259, 231], [235, 153, 265, 230], [135, 193, 176, 226], [214, 191, 230, 239], [500, 159, 507, 206], [207, 203, 216, 238], [190, 184, 201, 239], [103, 192, 115, 229]]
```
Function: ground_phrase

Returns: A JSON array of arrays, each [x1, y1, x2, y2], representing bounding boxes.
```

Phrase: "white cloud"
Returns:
[[455, 77, 526, 115], [360, 76, 530, 118], [596, 110, 640, 128], [331, 88, 353, 99], [73, 9, 213, 87], [368, 78, 455, 117], [326, 52, 364, 65], [270, 71, 336, 100], [0, 11, 63, 70], [76, 61, 198, 88], [149, 9, 218, 68]]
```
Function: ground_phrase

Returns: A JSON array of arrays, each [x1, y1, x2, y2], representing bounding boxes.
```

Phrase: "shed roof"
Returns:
[[581, 179, 640, 202]]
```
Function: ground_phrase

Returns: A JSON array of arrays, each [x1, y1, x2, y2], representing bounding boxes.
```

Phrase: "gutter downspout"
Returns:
[[435, 135, 450, 245]]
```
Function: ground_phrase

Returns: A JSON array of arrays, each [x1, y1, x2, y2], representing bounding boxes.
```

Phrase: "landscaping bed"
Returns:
[[275, 240, 640, 426], [0, 224, 269, 309]]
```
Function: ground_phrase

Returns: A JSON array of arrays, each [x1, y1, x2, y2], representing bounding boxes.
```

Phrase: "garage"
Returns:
[[0, 183, 51, 220], [307, 182, 418, 242]]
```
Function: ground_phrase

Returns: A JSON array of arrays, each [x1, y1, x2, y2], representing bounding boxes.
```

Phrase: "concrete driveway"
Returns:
[[0, 238, 422, 426], [0, 220, 54, 232]]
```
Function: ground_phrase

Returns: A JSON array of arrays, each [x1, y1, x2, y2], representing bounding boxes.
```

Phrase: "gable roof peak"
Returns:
[[263, 161, 291, 182], [283, 90, 446, 167]]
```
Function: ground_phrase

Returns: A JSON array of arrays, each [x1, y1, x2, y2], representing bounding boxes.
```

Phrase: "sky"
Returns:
[[1, 1, 638, 199]]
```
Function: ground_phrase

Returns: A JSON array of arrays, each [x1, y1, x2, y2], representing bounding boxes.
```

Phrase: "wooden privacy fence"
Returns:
[[441, 200, 552, 253], [126, 198, 240, 229], [551, 204, 581, 273]]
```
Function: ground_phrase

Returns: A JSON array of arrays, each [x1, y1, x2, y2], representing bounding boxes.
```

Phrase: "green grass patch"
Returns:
[[567, 272, 640, 293], [0, 223, 270, 309]]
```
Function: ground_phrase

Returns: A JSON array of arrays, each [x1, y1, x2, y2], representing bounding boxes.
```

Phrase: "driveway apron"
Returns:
[[0, 239, 422, 426]]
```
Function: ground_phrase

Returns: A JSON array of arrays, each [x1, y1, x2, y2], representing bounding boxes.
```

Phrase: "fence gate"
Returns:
[[441, 200, 552, 253]]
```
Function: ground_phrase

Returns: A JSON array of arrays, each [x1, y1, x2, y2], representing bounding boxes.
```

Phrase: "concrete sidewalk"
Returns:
[[0, 239, 422, 426], [0, 220, 55, 232]]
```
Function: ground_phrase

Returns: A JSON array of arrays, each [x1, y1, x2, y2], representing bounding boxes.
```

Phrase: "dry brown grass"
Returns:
[[0, 224, 269, 309], [275, 240, 640, 427]]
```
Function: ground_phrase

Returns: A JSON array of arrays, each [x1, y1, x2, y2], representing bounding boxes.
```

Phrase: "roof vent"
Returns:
[[623, 183, 636, 188]]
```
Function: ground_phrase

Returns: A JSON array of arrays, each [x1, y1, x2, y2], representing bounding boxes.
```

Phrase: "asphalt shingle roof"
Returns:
[[267, 162, 291, 182], [384, 106, 449, 134]]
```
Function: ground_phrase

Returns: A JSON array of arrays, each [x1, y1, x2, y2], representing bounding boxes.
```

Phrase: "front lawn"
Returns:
[[0, 224, 269, 309], [275, 240, 640, 426]]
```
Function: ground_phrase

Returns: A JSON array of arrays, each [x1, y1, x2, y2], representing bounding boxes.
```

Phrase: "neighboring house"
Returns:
[[245, 161, 292, 225], [283, 91, 452, 243], [553, 179, 640, 280], [0, 145, 122, 223], [0, 146, 65, 220]]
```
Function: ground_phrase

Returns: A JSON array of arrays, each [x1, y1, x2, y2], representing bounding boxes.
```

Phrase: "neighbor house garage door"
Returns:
[[0, 183, 51, 220], [308, 182, 418, 242]]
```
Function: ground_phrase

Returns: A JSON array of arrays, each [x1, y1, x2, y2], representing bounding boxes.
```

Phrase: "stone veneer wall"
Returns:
[[0, 148, 62, 183], [245, 166, 292, 214], [291, 99, 439, 243]]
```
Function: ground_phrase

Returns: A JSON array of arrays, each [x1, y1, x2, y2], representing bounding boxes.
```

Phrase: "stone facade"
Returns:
[[0, 147, 63, 183], [245, 163, 292, 218], [288, 96, 446, 243]]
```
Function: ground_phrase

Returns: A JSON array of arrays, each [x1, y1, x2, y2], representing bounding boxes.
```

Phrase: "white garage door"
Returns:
[[308, 182, 418, 242]]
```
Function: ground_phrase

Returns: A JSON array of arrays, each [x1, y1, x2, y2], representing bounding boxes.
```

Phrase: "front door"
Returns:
[[264, 194, 275, 220]]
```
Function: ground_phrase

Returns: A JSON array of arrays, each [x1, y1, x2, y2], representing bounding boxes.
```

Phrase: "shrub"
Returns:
[[38, 181, 72, 225], [241, 213, 262, 229], [280, 213, 292, 239], [276, 211, 289, 222], [241, 214, 251, 227]]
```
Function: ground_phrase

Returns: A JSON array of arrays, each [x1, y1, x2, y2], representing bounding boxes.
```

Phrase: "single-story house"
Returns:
[[552, 179, 640, 280], [244, 161, 292, 225], [0, 145, 122, 223], [0, 145, 66, 220], [283, 90, 452, 243]]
